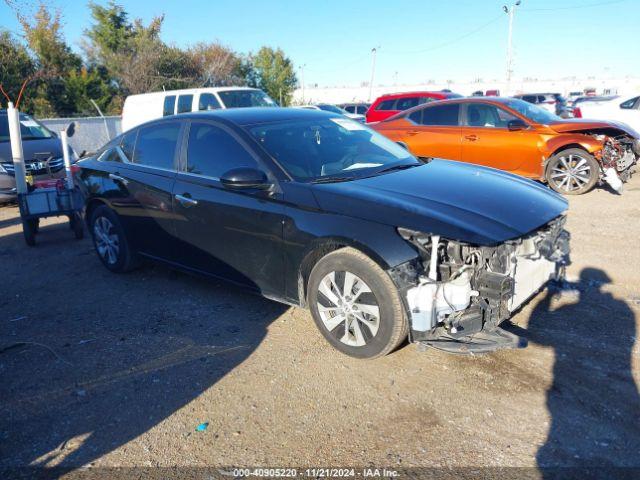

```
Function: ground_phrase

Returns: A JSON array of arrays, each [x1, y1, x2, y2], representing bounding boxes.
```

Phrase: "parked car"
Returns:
[[572, 95, 619, 108], [513, 93, 568, 116], [78, 108, 570, 358], [296, 104, 365, 122], [366, 91, 462, 123], [338, 103, 370, 116], [371, 97, 639, 195], [574, 94, 640, 132], [121, 87, 277, 131], [0, 110, 77, 203]]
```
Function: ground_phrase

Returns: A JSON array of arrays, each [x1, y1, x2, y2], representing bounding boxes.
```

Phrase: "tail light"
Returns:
[[70, 164, 81, 175], [573, 107, 582, 118]]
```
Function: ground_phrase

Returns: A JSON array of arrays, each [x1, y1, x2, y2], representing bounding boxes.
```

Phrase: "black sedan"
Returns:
[[77, 108, 570, 358]]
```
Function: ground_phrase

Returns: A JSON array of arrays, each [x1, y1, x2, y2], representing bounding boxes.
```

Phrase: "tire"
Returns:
[[307, 247, 408, 359], [545, 148, 599, 195], [22, 219, 37, 246], [90, 205, 139, 273]]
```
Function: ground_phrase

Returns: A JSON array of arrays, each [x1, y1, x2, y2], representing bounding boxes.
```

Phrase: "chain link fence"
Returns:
[[40, 116, 122, 155]]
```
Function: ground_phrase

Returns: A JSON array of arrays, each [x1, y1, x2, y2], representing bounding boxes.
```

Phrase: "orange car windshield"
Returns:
[[502, 99, 561, 124]]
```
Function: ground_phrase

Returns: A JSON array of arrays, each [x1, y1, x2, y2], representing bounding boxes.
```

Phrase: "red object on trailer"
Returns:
[[573, 107, 583, 118]]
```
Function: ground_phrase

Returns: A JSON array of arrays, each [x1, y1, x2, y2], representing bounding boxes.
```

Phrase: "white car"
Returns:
[[121, 87, 277, 131], [575, 94, 640, 132], [295, 104, 365, 123]]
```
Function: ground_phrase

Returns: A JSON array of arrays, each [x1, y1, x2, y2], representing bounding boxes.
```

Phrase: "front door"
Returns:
[[171, 120, 286, 296], [460, 102, 542, 177]]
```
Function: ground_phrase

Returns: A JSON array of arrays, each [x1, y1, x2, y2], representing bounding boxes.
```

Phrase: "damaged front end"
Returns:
[[391, 216, 570, 354], [594, 134, 640, 193]]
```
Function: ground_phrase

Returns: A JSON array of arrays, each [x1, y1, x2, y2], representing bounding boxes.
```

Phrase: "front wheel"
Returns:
[[307, 247, 408, 359], [545, 148, 599, 195]]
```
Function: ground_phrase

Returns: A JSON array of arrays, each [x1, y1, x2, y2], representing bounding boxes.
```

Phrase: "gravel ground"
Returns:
[[0, 177, 639, 478]]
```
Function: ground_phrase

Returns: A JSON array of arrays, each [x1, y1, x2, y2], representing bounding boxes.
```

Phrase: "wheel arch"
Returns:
[[543, 142, 599, 176], [297, 236, 393, 308], [85, 198, 109, 227]]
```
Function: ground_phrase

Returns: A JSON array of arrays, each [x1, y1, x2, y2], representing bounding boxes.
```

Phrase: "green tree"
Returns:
[[0, 30, 36, 109], [248, 47, 297, 106], [188, 42, 245, 87]]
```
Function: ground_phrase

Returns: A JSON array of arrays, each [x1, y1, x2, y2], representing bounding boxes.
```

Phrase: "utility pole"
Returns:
[[368, 46, 380, 102], [299, 64, 306, 103], [503, 1, 521, 95]]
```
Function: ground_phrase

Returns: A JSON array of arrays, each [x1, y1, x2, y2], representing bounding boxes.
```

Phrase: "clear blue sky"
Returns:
[[1, 0, 638, 87]]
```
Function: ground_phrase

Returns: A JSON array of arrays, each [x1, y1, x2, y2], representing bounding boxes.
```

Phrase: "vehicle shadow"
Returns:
[[510, 268, 640, 477], [0, 224, 288, 474]]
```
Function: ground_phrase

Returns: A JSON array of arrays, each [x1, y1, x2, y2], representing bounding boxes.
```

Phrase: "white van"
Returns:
[[121, 87, 277, 131]]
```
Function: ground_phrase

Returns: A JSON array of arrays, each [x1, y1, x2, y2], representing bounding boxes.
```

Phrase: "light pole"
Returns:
[[368, 46, 380, 102], [503, 0, 521, 94], [299, 64, 306, 104]]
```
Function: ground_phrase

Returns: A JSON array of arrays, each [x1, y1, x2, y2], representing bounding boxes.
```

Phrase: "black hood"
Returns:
[[0, 137, 64, 163], [311, 160, 568, 245]]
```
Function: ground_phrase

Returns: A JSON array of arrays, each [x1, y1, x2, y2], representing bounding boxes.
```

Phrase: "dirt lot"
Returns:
[[1, 177, 639, 478]]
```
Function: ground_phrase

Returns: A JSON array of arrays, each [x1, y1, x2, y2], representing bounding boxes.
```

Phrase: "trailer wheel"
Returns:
[[70, 212, 84, 240], [22, 219, 37, 246]]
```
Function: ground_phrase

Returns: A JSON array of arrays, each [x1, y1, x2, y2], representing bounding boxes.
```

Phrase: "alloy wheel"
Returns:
[[316, 271, 380, 347], [93, 216, 120, 265], [549, 153, 593, 193]]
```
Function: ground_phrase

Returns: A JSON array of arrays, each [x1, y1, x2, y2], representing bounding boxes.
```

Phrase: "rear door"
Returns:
[[171, 120, 286, 296], [107, 121, 183, 260], [460, 102, 541, 176], [401, 103, 462, 161]]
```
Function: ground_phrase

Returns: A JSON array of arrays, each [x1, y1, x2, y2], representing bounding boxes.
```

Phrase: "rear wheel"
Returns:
[[90, 205, 139, 273], [307, 247, 408, 359], [545, 148, 599, 195]]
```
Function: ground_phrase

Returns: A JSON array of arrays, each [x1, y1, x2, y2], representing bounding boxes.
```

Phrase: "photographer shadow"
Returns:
[[510, 268, 640, 475]]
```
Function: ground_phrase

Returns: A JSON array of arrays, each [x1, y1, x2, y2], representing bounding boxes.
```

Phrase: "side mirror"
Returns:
[[507, 119, 528, 131], [66, 121, 77, 138], [220, 167, 271, 190]]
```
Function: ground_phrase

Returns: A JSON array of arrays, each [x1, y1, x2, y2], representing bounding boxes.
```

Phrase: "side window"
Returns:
[[198, 93, 221, 111], [522, 95, 536, 103], [163, 95, 176, 116], [358, 106, 369, 115], [395, 97, 419, 111], [133, 122, 181, 170], [620, 96, 639, 109], [120, 130, 137, 162], [376, 99, 397, 111], [177, 95, 193, 114], [408, 110, 422, 124], [97, 148, 122, 163], [421, 104, 460, 126], [344, 106, 355, 113], [418, 97, 435, 105], [466, 104, 517, 128], [187, 122, 259, 178]]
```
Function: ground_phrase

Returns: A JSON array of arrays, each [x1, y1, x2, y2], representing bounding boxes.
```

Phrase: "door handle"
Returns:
[[464, 134, 478, 141], [407, 129, 420, 136], [109, 173, 129, 185], [175, 193, 198, 207]]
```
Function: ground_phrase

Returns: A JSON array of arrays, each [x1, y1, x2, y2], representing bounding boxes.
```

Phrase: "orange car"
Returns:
[[371, 97, 639, 194]]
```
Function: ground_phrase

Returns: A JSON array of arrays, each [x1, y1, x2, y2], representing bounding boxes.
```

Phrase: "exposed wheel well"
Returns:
[[84, 199, 107, 228], [297, 240, 389, 308]]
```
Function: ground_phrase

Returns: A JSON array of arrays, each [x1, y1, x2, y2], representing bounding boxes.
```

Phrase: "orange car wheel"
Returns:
[[545, 148, 599, 195]]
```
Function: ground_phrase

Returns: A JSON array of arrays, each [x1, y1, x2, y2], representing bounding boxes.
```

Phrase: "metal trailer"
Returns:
[[7, 102, 84, 246]]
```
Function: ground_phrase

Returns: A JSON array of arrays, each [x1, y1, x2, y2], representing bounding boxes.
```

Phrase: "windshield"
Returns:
[[218, 89, 278, 108], [502, 98, 560, 124], [0, 114, 54, 142], [249, 116, 418, 182], [317, 104, 346, 114]]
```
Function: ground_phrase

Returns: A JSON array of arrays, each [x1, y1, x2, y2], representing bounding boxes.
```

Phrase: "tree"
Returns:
[[188, 42, 245, 87], [0, 30, 36, 108], [248, 47, 297, 106]]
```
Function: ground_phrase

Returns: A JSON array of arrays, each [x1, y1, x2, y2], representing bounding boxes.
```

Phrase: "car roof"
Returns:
[[125, 86, 262, 100], [375, 91, 453, 100], [172, 107, 340, 126]]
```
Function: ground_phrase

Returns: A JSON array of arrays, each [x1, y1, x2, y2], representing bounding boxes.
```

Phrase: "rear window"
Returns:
[[395, 97, 419, 111], [621, 97, 639, 109], [420, 104, 460, 126], [133, 122, 181, 170], [163, 95, 176, 116], [177, 95, 193, 114], [376, 99, 397, 111]]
